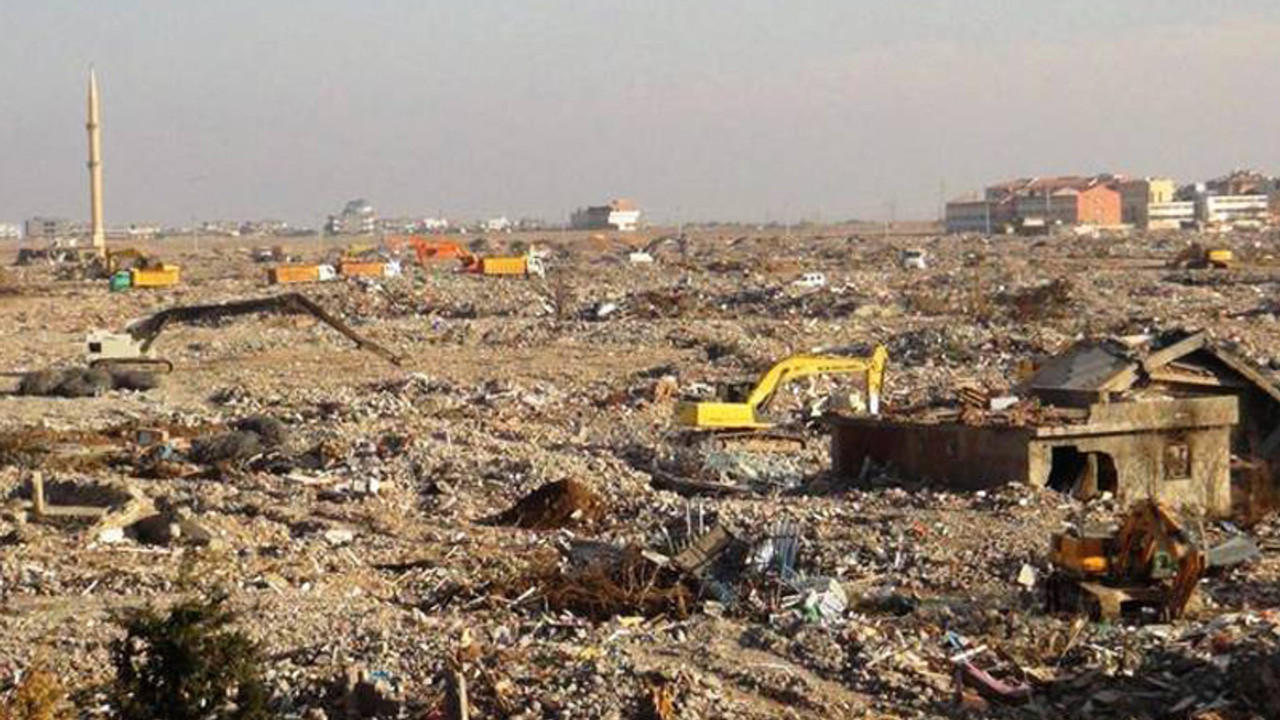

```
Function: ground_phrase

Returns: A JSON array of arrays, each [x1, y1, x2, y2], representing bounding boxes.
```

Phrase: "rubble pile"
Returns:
[[4, 229, 1280, 718]]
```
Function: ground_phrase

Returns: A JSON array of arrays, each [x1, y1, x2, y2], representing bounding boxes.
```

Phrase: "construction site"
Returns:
[[4, 224, 1280, 720], [6, 3, 1280, 717]]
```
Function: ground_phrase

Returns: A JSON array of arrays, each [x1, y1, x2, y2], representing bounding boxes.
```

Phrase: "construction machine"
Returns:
[[1046, 500, 1206, 622], [384, 235, 475, 267], [85, 292, 405, 372], [1169, 243, 1233, 270], [675, 345, 888, 431], [103, 248, 180, 288]]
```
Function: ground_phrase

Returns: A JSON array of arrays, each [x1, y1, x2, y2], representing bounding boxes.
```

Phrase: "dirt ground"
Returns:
[[3, 228, 1280, 719]]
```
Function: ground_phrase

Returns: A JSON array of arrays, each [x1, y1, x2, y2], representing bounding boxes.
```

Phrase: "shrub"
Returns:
[[110, 594, 269, 720]]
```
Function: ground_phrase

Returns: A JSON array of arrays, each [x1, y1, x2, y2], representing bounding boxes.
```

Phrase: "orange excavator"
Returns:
[[386, 235, 476, 269], [1047, 500, 1206, 622]]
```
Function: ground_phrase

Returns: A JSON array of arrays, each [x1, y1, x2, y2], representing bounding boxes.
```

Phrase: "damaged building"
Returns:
[[830, 331, 1280, 517]]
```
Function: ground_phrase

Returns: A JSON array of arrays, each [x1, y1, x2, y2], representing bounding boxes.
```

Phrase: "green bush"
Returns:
[[110, 594, 269, 720]]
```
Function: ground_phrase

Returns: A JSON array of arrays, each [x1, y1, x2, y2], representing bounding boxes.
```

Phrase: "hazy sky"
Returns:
[[2, 1, 1279, 225]]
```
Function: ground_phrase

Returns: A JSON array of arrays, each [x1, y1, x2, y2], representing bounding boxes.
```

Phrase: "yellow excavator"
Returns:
[[675, 345, 889, 430]]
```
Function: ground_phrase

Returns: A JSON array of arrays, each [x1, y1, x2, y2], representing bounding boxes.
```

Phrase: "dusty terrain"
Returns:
[[3, 228, 1280, 719]]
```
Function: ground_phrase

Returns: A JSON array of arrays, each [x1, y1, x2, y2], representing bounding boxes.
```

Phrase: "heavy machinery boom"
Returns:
[[88, 292, 405, 370], [676, 345, 888, 429]]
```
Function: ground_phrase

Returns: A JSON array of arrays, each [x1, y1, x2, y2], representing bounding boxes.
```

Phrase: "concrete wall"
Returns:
[[829, 396, 1235, 515], [829, 420, 1032, 491], [1027, 427, 1231, 516], [1076, 185, 1122, 226]]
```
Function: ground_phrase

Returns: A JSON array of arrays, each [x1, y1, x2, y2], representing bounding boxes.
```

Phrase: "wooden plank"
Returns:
[[1141, 332, 1207, 372], [1147, 370, 1246, 388], [1205, 347, 1280, 406]]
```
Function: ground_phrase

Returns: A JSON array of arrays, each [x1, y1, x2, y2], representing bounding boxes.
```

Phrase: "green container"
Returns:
[[109, 271, 132, 292]]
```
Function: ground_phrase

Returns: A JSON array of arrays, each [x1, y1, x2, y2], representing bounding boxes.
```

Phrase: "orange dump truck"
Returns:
[[270, 265, 320, 284], [339, 261, 386, 278]]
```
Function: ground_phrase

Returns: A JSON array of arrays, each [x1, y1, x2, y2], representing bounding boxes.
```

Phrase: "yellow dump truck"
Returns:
[[477, 256, 529, 275], [468, 247, 547, 277], [130, 265, 180, 288]]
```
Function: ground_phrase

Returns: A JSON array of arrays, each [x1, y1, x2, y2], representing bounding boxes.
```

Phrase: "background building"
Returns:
[[1206, 169, 1272, 197], [326, 199, 377, 235], [1119, 178, 1177, 228], [571, 199, 641, 232], [1198, 194, 1270, 230], [23, 217, 80, 241], [0, 223, 19, 240], [943, 199, 993, 234], [947, 176, 1121, 234]]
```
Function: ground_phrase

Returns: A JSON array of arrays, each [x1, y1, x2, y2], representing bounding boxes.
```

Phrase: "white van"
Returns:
[[793, 272, 827, 289]]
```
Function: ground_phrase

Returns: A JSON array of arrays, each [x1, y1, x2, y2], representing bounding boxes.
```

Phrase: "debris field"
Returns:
[[4, 229, 1280, 719]]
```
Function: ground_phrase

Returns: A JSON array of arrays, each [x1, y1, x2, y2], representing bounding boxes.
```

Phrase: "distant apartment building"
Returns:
[[240, 219, 291, 236], [1206, 169, 1272, 197], [326, 199, 377, 235], [1146, 202, 1196, 230], [24, 217, 82, 241], [1198, 194, 1270, 230], [1119, 177, 1180, 228], [944, 199, 995, 233], [483, 216, 513, 233], [948, 176, 1121, 234], [571, 199, 641, 232], [105, 224, 160, 240], [199, 221, 242, 237], [0, 222, 19, 240]]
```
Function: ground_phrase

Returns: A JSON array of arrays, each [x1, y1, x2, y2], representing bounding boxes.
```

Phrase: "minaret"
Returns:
[[87, 67, 105, 255]]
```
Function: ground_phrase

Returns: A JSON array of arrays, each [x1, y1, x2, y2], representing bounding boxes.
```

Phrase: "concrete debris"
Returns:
[[17, 366, 159, 397], [1015, 563, 1037, 588], [189, 430, 263, 465], [7, 230, 1280, 718]]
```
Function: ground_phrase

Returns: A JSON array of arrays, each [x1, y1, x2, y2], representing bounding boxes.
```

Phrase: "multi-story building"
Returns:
[[24, 217, 78, 241], [947, 175, 1122, 234], [326, 199, 377, 235], [571, 199, 641, 232], [944, 199, 995, 234], [1206, 169, 1272, 197], [1146, 202, 1196, 230], [240, 220, 291, 236], [1198, 194, 1270, 230], [1007, 176, 1122, 228], [0, 223, 20, 240], [1119, 177, 1177, 228]]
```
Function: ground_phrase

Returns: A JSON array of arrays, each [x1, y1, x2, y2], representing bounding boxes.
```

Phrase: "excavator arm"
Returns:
[[121, 292, 405, 366], [675, 345, 888, 429], [744, 345, 888, 415]]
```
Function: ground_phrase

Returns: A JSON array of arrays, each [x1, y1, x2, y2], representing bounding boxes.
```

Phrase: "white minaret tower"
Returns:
[[87, 67, 106, 255]]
